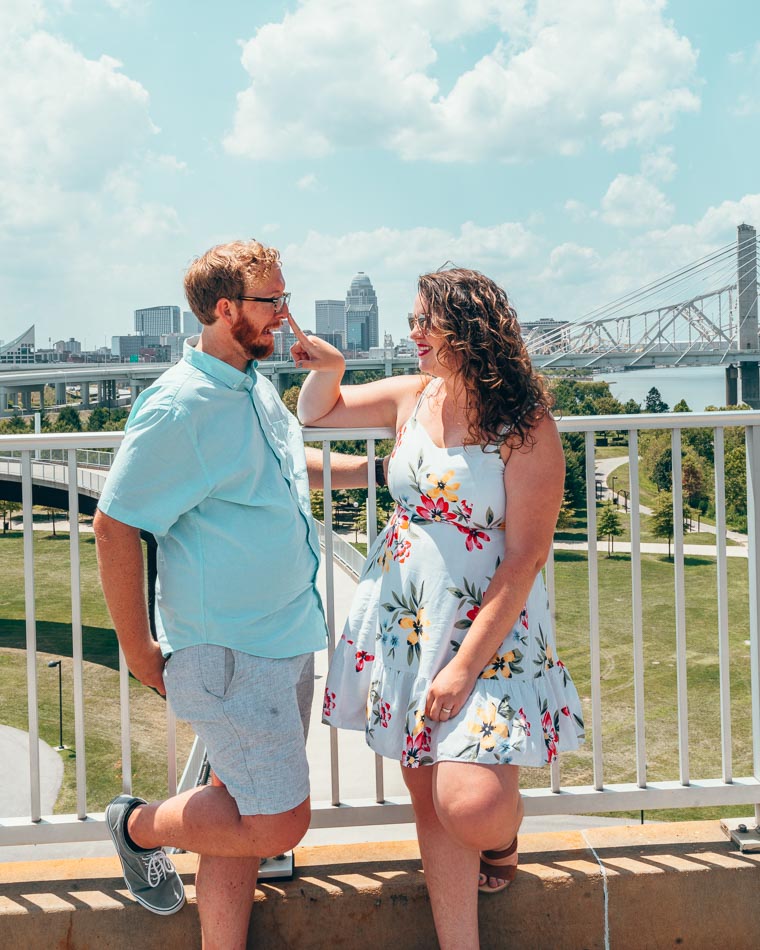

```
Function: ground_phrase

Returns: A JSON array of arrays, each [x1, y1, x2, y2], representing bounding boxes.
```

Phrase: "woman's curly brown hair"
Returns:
[[417, 267, 552, 449]]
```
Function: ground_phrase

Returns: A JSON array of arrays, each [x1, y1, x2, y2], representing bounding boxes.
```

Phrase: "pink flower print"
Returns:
[[460, 499, 473, 519], [466, 604, 480, 623], [542, 709, 558, 761], [517, 707, 531, 736], [519, 607, 529, 629], [323, 689, 336, 718], [394, 538, 412, 563], [355, 650, 375, 672], [416, 495, 458, 523], [340, 633, 354, 646], [401, 727, 432, 767], [455, 523, 490, 551], [380, 702, 392, 728]]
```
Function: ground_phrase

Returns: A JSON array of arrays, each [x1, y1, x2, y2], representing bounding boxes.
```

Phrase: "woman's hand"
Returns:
[[425, 659, 477, 723], [287, 312, 346, 373]]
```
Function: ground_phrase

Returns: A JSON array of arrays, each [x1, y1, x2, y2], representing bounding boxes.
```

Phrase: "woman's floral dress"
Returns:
[[322, 382, 585, 768]]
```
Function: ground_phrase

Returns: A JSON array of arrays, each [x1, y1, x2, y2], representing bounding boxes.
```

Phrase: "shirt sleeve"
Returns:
[[98, 401, 211, 536]]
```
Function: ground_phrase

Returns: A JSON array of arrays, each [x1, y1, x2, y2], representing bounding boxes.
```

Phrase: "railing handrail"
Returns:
[[2, 411, 760, 846]]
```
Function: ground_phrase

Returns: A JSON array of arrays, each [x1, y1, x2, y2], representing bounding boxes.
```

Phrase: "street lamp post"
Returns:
[[610, 474, 618, 504], [47, 659, 64, 750]]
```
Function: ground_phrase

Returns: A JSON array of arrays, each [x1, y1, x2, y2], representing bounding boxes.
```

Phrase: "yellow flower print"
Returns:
[[481, 651, 516, 679], [377, 547, 391, 573], [466, 702, 510, 752], [400, 608, 430, 646], [545, 644, 554, 670], [412, 708, 427, 737], [426, 470, 460, 502]]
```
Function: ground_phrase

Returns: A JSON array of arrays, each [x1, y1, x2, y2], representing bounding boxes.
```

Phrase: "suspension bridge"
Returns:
[[1, 226, 758, 411]]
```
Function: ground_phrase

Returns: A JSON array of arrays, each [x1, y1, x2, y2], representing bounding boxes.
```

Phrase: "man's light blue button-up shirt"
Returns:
[[98, 340, 327, 659]]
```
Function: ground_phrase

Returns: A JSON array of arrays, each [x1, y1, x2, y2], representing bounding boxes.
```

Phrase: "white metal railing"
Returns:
[[1, 412, 760, 847]]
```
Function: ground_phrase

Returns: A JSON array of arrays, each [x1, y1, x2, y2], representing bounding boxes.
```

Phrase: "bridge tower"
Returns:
[[738, 223, 759, 408]]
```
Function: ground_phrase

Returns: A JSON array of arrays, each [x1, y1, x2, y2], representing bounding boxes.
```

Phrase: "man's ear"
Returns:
[[215, 297, 235, 325]]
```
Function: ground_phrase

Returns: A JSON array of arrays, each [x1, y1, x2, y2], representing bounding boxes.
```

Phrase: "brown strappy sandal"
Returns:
[[478, 837, 518, 894]]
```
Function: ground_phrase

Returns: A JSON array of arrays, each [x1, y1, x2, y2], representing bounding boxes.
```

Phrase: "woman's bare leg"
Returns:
[[402, 766, 480, 950], [433, 761, 523, 889]]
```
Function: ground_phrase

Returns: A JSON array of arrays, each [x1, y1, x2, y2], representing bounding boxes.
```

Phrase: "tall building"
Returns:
[[54, 338, 82, 355], [315, 300, 346, 349], [183, 310, 203, 335], [345, 273, 379, 352], [0, 325, 35, 363], [112, 334, 161, 360], [134, 306, 180, 335]]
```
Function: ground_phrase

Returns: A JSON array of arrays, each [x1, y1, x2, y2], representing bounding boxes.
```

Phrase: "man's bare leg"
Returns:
[[126, 784, 310, 858], [196, 855, 260, 950]]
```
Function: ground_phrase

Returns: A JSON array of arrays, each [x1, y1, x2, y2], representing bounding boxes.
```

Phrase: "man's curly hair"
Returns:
[[417, 267, 552, 449], [184, 239, 281, 325]]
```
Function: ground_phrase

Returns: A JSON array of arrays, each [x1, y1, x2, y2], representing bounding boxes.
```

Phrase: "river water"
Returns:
[[595, 365, 730, 412]]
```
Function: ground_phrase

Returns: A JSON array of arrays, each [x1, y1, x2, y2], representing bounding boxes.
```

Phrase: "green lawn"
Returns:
[[524, 548, 753, 822], [0, 531, 194, 813], [1, 529, 755, 825]]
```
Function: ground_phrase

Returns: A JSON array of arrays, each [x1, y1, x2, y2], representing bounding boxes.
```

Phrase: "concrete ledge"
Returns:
[[1, 821, 759, 948]]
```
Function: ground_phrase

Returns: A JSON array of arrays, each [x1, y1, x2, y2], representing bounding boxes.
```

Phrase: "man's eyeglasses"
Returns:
[[408, 313, 434, 333], [237, 292, 291, 314]]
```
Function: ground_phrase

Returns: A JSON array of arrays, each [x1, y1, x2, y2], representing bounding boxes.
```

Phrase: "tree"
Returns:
[[597, 500, 623, 556], [0, 500, 16, 533], [55, 406, 82, 432], [281, 386, 300, 416], [0, 415, 28, 434], [622, 398, 642, 414], [644, 387, 669, 413], [651, 447, 673, 492], [555, 491, 575, 530], [87, 406, 111, 431], [673, 398, 691, 412], [649, 492, 687, 558]]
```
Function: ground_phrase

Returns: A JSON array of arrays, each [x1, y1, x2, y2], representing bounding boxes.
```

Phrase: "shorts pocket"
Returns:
[[199, 645, 236, 700]]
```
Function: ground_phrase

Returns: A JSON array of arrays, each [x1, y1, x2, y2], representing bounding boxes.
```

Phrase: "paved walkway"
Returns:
[[0, 725, 63, 818], [595, 455, 748, 553]]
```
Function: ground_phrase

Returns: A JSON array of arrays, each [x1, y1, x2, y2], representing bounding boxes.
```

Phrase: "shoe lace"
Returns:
[[143, 850, 176, 887]]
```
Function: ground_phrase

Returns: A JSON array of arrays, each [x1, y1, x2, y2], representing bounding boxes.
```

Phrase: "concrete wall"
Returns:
[[1, 822, 759, 948]]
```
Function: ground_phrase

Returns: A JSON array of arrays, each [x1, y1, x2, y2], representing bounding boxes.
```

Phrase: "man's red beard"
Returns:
[[230, 314, 276, 360]]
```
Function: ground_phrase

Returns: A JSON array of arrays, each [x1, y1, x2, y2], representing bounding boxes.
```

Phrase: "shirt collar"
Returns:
[[183, 337, 258, 391]]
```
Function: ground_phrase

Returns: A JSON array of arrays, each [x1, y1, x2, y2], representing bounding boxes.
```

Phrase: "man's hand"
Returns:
[[287, 312, 346, 373], [128, 640, 167, 696]]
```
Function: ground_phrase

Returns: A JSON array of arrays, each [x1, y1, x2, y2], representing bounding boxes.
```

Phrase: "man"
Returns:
[[95, 240, 368, 949]]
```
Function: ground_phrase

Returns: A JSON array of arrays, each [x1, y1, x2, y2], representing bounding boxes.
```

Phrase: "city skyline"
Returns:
[[0, 2, 758, 350]]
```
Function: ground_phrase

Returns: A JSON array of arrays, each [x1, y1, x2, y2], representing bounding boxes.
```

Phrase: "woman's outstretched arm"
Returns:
[[288, 311, 422, 430]]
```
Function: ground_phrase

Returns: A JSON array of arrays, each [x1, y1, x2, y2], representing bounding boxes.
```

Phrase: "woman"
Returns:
[[291, 268, 584, 950]]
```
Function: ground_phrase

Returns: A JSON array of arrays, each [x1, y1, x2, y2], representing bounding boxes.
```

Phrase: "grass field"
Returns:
[[1, 529, 755, 824], [0, 531, 194, 813]]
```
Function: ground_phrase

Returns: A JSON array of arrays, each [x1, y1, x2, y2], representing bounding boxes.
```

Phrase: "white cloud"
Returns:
[[543, 243, 601, 282], [0, 2, 182, 343], [225, 0, 699, 163], [153, 154, 188, 172], [641, 146, 677, 182], [601, 174, 674, 229], [296, 173, 319, 191], [274, 194, 760, 335]]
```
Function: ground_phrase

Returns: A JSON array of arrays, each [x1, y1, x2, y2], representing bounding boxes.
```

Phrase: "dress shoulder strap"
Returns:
[[411, 377, 441, 419]]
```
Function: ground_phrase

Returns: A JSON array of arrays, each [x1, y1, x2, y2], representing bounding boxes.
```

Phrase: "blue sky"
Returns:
[[1, 0, 758, 350]]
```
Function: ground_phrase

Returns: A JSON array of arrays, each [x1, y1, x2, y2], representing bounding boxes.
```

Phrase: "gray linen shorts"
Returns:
[[163, 644, 314, 816]]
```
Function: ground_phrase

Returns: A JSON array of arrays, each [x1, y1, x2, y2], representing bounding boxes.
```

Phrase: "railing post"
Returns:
[[584, 431, 603, 790], [745, 424, 760, 821], [671, 428, 689, 786]]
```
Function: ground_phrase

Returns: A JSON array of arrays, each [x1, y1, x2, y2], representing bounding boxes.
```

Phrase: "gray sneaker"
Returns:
[[106, 794, 185, 915]]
